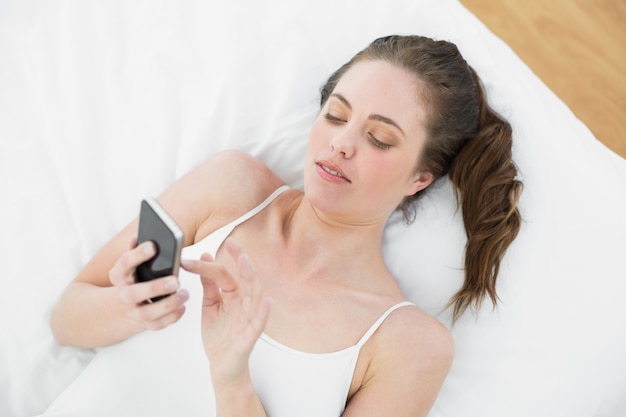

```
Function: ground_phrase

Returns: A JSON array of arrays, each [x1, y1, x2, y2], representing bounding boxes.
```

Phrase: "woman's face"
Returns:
[[304, 60, 434, 225]]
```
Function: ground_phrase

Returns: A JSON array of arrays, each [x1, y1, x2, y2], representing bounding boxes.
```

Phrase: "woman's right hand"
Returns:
[[108, 238, 189, 332]]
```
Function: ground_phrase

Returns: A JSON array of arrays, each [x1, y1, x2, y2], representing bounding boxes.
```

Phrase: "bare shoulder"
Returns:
[[158, 150, 285, 244], [378, 305, 454, 367], [345, 305, 453, 416], [186, 150, 283, 201]]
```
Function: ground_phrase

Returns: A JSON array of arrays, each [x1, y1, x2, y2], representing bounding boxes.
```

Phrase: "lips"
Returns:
[[316, 160, 351, 183]]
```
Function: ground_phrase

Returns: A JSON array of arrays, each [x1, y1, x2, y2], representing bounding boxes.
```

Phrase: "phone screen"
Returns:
[[136, 198, 184, 284]]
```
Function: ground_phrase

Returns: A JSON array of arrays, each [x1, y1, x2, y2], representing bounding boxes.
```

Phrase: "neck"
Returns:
[[280, 193, 389, 283]]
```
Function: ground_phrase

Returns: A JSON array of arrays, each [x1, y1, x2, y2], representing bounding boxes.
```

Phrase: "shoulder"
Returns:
[[198, 150, 286, 210], [194, 150, 283, 197], [346, 305, 453, 415], [375, 305, 453, 369], [192, 149, 279, 181], [158, 150, 286, 244]]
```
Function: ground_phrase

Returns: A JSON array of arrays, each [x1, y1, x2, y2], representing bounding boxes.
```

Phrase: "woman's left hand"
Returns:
[[181, 238, 271, 386]]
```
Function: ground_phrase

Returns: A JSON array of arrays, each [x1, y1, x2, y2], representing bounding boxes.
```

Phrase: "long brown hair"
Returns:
[[321, 35, 523, 321]]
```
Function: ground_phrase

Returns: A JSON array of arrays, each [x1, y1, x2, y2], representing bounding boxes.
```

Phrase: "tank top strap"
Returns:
[[355, 301, 415, 349], [194, 185, 290, 258], [228, 184, 290, 228], [213, 184, 290, 234]]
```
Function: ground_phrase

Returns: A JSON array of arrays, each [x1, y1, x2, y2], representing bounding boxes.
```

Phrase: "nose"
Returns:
[[329, 125, 357, 158]]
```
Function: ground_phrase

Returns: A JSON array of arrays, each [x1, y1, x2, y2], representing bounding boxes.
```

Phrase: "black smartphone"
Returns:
[[136, 198, 184, 302]]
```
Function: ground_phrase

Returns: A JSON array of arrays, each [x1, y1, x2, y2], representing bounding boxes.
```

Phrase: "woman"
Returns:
[[50, 35, 522, 416]]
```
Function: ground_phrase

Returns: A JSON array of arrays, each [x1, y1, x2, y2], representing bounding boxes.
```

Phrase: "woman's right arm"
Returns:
[[50, 227, 190, 348], [50, 150, 284, 348]]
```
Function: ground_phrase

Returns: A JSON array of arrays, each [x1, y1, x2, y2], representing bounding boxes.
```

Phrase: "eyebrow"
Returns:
[[330, 93, 406, 138]]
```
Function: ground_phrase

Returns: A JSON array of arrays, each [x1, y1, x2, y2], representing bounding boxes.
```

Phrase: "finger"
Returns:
[[228, 246, 266, 351], [224, 237, 261, 313], [118, 276, 180, 306], [181, 255, 239, 312], [130, 290, 189, 330], [200, 276, 222, 311], [181, 256, 238, 292], [224, 237, 243, 262], [252, 296, 271, 335], [240, 296, 271, 352], [237, 252, 258, 323], [146, 305, 186, 331], [225, 238, 251, 296], [109, 241, 157, 286], [200, 252, 214, 262], [237, 252, 255, 279]]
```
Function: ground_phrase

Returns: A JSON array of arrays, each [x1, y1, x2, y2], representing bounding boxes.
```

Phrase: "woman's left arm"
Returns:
[[181, 238, 270, 417], [342, 311, 454, 417]]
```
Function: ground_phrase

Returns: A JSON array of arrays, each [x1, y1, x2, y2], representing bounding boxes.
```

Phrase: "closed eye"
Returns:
[[324, 113, 345, 123], [368, 133, 392, 150]]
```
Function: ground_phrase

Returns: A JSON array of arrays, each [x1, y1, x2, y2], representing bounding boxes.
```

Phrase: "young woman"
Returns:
[[50, 35, 522, 417]]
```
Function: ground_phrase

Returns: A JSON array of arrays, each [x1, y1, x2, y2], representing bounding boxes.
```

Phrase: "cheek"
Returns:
[[304, 119, 327, 174], [308, 118, 327, 147], [373, 153, 414, 178], [305, 118, 333, 165], [369, 154, 420, 194]]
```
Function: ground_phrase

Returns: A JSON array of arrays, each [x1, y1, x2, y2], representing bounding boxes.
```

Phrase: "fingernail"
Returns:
[[178, 289, 189, 302], [180, 259, 193, 269], [143, 243, 156, 256], [164, 278, 178, 291], [226, 238, 241, 250]]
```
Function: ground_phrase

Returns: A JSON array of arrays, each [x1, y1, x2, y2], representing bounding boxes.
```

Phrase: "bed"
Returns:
[[1, 0, 625, 416]]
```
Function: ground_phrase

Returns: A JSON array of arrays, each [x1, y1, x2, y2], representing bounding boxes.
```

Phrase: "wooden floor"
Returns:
[[461, 0, 626, 159]]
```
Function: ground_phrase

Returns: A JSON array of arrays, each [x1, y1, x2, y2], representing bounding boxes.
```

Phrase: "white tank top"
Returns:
[[196, 185, 414, 417]]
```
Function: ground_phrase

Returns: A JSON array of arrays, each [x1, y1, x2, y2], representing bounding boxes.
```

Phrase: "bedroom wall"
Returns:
[[461, 0, 626, 159]]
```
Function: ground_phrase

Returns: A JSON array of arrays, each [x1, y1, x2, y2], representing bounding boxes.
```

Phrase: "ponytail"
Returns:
[[447, 68, 523, 321]]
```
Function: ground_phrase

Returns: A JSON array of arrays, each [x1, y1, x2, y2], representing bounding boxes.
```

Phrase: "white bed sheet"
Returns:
[[1, 1, 625, 416]]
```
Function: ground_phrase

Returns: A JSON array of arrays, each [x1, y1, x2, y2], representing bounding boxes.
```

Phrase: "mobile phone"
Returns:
[[136, 198, 184, 302]]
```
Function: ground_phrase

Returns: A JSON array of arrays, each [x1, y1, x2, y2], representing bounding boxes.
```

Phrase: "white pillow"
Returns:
[[1, 0, 625, 416]]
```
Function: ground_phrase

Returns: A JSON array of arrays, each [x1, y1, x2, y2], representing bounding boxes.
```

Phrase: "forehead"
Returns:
[[332, 60, 428, 132]]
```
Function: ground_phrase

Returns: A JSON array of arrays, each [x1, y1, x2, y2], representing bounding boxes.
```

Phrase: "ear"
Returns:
[[405, 171, 435, 196]]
